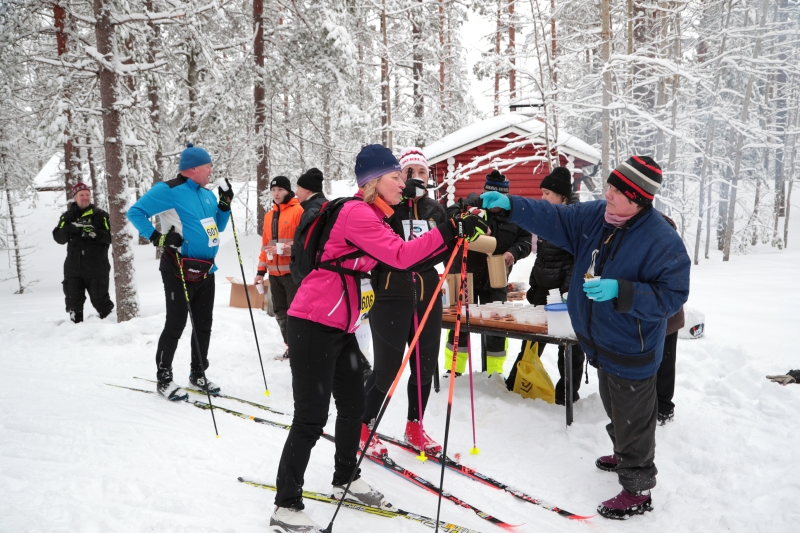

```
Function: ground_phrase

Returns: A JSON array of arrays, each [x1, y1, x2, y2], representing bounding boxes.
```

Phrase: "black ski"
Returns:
[[133, 376, 290, 416], [237, 477, 483, 533], [376, 432, 593, 521]]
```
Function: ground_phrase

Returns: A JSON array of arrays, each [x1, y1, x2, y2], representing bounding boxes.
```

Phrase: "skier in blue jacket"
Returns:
[[128, 143, 233, 401], [482, 156, 690, 520]]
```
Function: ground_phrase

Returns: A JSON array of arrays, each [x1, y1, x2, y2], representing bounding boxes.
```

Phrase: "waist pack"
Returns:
[[162, 251, 213, 282]]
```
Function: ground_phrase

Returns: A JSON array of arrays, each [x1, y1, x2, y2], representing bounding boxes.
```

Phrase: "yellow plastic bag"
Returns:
[[512, 341, 555, 404]]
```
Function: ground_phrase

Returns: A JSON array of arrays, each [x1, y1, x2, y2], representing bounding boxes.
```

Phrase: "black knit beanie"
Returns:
[[484, 169, 510, 194], [539, 167, 573, 199], [269, 175, 292, 193], [297, 168, 324, 193]]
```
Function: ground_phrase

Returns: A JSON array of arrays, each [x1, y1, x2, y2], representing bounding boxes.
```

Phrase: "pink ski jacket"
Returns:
[[288, 191, 450, 333]]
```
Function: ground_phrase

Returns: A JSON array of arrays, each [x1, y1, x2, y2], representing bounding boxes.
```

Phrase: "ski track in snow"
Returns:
[[1, 191, 799, 532]]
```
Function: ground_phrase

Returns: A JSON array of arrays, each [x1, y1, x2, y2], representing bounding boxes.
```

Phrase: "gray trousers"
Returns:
[[597, 369, 658, 492]]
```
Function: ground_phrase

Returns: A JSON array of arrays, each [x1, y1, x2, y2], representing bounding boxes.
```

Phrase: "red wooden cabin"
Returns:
[[423, 112, 601, 204]]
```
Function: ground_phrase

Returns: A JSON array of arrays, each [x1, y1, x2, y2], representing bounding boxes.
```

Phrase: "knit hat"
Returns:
[[539, 167, 573, 199], [484, 169, 510, 194], [71, 182, 90, 197], [354, 144, 401, 188], [399, 147, 428, 171], [178, 142, 212, 171], [297, 168, 324, 193], [607, 156, 663, 206], [270, 175, 292, 192]]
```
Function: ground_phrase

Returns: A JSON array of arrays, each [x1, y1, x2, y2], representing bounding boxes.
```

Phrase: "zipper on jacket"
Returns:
[[637, 318, 645, 352]]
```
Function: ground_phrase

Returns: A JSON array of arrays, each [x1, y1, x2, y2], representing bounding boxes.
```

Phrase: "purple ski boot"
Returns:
[[598, 489, 653, 520], [595, 454, 618, 472]]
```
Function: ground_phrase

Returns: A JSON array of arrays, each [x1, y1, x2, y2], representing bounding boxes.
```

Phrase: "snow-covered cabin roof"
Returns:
[[423, 113, 601, 166]]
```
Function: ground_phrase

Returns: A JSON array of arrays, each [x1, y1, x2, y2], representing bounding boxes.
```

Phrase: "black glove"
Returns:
[[150, 226, 183, 251], [402, 178, 426, 200], [450, 212, 488, 243], [218, 179, 234, 212]]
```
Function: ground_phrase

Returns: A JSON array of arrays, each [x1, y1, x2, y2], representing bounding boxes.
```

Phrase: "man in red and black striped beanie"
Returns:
[[607, 156, 663, 206]]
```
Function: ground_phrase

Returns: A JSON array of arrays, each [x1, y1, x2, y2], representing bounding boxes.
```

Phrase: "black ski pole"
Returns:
[[219, 178, 270, 396], [435, 220, 469, 533], [176, 251, 219, 437], [321, 240, 464, 533]]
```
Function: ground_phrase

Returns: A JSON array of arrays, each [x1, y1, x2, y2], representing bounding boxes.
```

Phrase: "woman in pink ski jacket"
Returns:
[[270, 144, 488, 532]]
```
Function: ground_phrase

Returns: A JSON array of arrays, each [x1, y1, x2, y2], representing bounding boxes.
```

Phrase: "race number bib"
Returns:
[[200, 217, 220, 247], [402, 220, 433, 241], [358, 278, 375, 326]]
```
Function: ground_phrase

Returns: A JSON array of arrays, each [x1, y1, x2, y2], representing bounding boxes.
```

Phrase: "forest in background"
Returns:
[[1, 0, 799, 320]]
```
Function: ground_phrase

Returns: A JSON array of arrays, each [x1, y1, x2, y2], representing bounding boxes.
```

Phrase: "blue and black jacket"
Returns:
[[127, 176, 230, 273], [509, 197, 690, 380]]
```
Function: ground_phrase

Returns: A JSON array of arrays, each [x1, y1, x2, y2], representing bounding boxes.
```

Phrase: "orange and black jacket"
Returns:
[[257, 196, 303, 276]]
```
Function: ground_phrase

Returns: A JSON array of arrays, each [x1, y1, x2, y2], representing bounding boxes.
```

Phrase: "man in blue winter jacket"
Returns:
[[127, 144, 233, 401], [482, 156, 690, 520]]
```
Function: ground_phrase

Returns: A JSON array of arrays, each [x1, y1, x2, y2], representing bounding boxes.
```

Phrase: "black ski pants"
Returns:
[[270, 274, 298, 345], [155, 271, 215, 382], [656, 331, 678, 416], [275, 316, 365, 509], [63, 273, 114, 319], [364, 293, 442, 424], [598, 368, 658, 493]]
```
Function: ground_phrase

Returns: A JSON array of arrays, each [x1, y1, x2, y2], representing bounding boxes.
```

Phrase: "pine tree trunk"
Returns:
[[773, 0, 789, 232], [509, 0, 516, 100], [380, 0, 392, 148], [412, 0, 424, 145], [723, 0, 770, 261], [94, 0, 139, 321], [693, 0, 733, 264], [54, 2, 78, 201], [494, 0, 501, 116], [439, 0, 446, 112], [600, 0, 611, 189], [254, 0, 269, 236]]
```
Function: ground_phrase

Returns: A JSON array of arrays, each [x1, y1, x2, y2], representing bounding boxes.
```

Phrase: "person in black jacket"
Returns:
[[291, 168, 327, 284], [505, 167, 585, 405], [444, 170, 533, 376], [361, 148, 450, 457], [52, 182, 114, 323]]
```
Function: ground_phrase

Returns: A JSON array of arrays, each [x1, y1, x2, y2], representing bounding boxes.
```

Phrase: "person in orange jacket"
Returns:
[[254, 176, 303, 359]]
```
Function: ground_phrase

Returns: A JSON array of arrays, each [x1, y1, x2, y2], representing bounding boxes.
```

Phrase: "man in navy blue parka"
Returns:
[[482, 156, 690, 520]]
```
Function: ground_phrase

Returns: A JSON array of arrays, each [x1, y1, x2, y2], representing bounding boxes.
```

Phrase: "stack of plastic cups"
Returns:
[[546, 288, 562, 305]]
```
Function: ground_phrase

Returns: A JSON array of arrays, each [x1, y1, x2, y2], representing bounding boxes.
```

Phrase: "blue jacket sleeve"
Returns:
[[615, 245, 691, 322], [127, 183, 173, 240], [215, 206, 231, 233], [508, 196, 602, 257]]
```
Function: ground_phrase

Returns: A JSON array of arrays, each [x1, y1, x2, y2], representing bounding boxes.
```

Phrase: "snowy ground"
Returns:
[[1, 187, 799, 533]]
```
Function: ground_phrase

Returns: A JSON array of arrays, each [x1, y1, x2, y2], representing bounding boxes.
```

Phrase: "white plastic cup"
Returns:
[[256, 280, 265, 294], [276, 243, 285, 255], [496, 308, 509, 318]]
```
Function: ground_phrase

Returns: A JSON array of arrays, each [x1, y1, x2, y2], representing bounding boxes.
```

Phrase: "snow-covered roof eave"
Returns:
[[424, 113, 601, 167]]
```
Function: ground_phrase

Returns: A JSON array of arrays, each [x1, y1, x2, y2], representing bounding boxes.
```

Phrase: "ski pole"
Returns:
[[176, 251, 220, 437], [218, 178, 270, 396], [408, 198, 426, 462], [463, 273, 479, 455], [435, 229, 469, 533], [321, 238, 464, 533]]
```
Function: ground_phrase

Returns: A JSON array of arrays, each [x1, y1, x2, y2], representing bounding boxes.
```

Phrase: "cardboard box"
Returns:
[[445, 273, 474, 305], [226, 277, 266, 309]]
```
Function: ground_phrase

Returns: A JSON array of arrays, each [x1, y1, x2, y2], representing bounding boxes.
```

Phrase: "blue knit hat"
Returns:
[[354, 144, 401, 188], [178, 143, 212, 171]]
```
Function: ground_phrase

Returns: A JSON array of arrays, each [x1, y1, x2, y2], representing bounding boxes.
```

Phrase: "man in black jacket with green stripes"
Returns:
[[52, 183, 114, 323]]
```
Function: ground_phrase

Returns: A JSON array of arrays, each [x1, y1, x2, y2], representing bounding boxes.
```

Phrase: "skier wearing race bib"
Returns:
[[361, 147, 449, 458], [269, 144, 488, 533], [127, 143, 232, 401]]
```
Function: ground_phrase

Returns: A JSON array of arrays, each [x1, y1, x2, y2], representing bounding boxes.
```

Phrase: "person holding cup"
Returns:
[[481, 156, 690, 520], [254, 176, 303, 360]]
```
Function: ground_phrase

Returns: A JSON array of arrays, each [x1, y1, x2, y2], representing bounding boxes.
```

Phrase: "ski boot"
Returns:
[[269, 506, 320, 533], [332, 478, 394, 510], [404, 420, 442, 456], [189, 372, 221, 394], [157, 380, 189, 402], [359, 421, 388, 458]]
